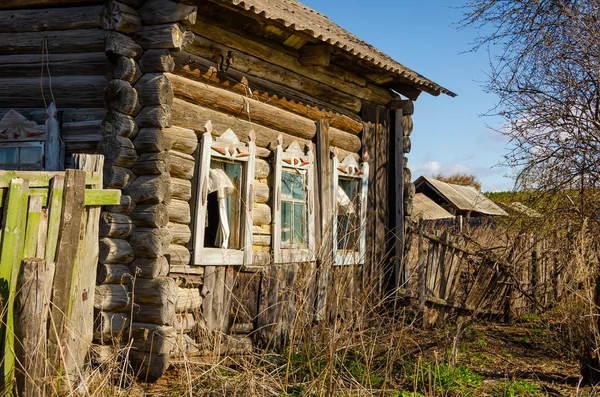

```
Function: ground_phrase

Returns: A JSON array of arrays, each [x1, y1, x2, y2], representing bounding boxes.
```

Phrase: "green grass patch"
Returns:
[[491, 380, 543, 397]]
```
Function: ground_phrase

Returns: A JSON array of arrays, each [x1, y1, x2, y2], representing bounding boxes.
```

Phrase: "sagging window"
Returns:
[[332, 151, 369, 265], [192, 122, 256, 266], [272, 136, 316, 263]]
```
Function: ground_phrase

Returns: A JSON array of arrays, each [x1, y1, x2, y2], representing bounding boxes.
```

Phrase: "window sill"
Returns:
[[193, 247, 245, 266], [335, 251, 364, 266], [275, 248, 315, 264]]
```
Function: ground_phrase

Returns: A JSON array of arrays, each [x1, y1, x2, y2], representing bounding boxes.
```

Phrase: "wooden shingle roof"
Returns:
[[211, 0, 456, 98]]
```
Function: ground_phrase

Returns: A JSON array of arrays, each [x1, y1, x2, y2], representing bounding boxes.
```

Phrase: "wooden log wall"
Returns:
[[0, 3, 108, 161]]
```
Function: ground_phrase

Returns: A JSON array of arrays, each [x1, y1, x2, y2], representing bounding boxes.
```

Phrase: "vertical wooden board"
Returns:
[[374, 105, 389, 294], [393, 109, 404, 290], [0, 178, 28, 386], [256, 266, 271, 347], [213, 266, 226, 332], [201, 265, 216, 332], [37, 208, 48, 259], [14, 259, 55, 397], [23, 196, 43, 259], [69, 154, 104, 380], [230, 271, 260, 328], [281, 263, 299, 343], [361, 103, 376, 285], [44, 175, 65, 263], [48, 169, 87, 378]]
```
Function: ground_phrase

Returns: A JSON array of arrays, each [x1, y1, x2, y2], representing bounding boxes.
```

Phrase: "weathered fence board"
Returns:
[[0, 159, 120, 392]]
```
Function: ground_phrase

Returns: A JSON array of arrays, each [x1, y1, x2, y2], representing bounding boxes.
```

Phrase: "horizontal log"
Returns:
[[105, 194, 136, 215], [63, 120, 102, 139], [133, 128, 169, 152], [99, 237, 135, 265], [0, 52, 106, 78], [166, 244, 190, 266], [94, 284, 130, 312], [0, 1, 104, 10], [172, 51, 363, 134], [139, 49, 175, 73], [129, 351, 171, 380], [0, 108, 105, 124], [0, 29, 105, 55], [403, 137, 411, 154], [168, 150, 195, 180], [134, 23, 190, 50], [173, 312, 196, 333], [133, 277, 177, 305], [99, 212, 134, 238], [129, 324, 180, 355], [175, 287, 201, 312], [130, 203, 169, 228], [252, 235, 270, 247], [130, 228, 172, 258], [167, 199, 191, 224], [105, 79, 138, 115], [190, 19, 391, 106], [163, 126, 197, 154], [94, 311, 128, 342], [104, 165, 136, 190], [0, 76, 105, 108], [131, 303, 175, 326], [186, 32, 361, 113], [389, 99, 415, 115], [230, 323, 253, 335], [253, 225, 270, 236], [136, 105, 172, 129], [132, 152, 170, 175], [170, 177, 192, 201], [97, 264, 132, 284], [168, 73, 361, 152], [404, 166, 412, 186], [403, 115, 413, 137], [101, 110, 138, 138], [172, 99, 359, 157], [102, 0, 141, 33], [254, 181, 269, 204], [253, 203, 271, 226], [106, 31, 142, 59], [168, 222, 191, 245], [124, 174, 171, 204], [129, 256, 169, 279], [255, 159, 269, 179], [98, 135, 138, 168], [139, 0, 197, 25], [135, 73, 174, 107]]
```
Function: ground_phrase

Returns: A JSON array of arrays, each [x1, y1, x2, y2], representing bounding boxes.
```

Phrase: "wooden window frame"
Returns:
[[332, 151, 369, 266], [0, 141, 45, 170], [192, 122, 256, 267], [272, 136, 316, 264]]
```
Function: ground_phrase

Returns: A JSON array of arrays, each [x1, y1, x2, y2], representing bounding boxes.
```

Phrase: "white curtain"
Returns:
[[208, 167, 234, 248], [337, 185, 356, 215]]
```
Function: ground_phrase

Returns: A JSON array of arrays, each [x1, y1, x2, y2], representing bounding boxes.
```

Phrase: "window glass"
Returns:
[[205, 159, 243, 249], [338, 178, 361, 250], [281, 170, 307, 248], [20, 147, 42, 164], [0, 148, 17, 165]]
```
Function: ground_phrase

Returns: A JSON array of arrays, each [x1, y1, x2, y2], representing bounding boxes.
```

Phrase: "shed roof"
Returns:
[[211, 0, 456, 98], [412, 193, 454, 220], [414, 176, 508, 217]]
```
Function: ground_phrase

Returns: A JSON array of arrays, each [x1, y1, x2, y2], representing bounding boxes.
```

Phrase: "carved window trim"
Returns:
[[272, 136, 316, 264], [192, 121, 256, 266], [0, 109, 48, 171], [332, 150, 369, 266]]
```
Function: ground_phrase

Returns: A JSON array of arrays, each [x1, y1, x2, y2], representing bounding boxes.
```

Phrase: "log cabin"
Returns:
[[0, 0, 455, 378]]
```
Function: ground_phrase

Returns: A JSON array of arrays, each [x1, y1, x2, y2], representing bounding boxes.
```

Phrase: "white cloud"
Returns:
[[410, 161, 472, 177], [410, 161, 441, 176]]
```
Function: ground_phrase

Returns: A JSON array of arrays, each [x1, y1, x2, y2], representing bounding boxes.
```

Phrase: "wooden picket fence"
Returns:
[[0, 155, 120, 395]]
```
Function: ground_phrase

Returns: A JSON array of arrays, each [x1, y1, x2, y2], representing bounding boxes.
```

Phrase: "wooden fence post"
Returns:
[[417, 218, 426, 309], [314, 120, 332, 321], [0, 178, 29, 387], [14, 258, 55, 397], [48, 169, 86, 384]]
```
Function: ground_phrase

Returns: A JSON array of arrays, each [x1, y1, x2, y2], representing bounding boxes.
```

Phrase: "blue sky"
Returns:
[[300, 0, 513, 192]]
